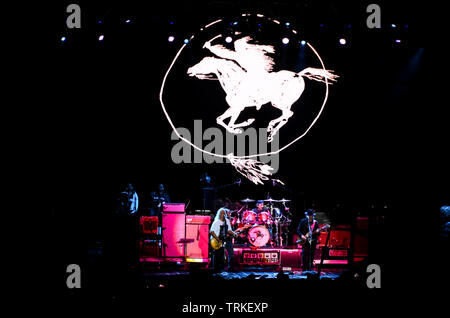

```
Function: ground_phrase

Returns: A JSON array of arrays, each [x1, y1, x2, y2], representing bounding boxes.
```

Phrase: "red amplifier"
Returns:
[[328, 228, 351, 248], [162, 212, 186, 257], [162, 203, 185, 212], [185, 215, 211, 262], [356, 217, 369, 230], [328, 248, 348, 257], [186, 215, 210, 224], [140, 216, 158, 234], [139, 240, 160, 257], [280, 249, 301, 268]]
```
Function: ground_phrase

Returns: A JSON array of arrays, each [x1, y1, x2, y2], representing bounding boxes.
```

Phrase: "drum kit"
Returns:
[[229, 198, 293, 248]]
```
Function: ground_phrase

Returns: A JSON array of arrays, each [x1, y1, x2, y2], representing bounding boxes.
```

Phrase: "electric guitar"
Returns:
[[210, 224, 251, 250], [296, 224, 330, 245]]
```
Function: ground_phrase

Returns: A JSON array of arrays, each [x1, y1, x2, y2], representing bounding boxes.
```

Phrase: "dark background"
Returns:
[[36, 0, 441, 312], [49, 1, 427, 209]]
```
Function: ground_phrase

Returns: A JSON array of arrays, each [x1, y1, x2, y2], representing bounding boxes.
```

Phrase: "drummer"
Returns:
[[252, 200, 267, 214], [252, 200, 274, 225], [252, 200, 273, 246]]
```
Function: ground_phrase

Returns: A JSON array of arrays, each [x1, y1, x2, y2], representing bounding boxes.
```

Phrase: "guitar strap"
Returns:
[[307, 219, 316, 233], [306, 219, 317, 244], [220, 220, 228, 240]]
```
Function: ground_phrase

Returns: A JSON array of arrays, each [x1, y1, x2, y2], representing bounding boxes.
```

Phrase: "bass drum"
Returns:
[[247, 225, 270, 247]]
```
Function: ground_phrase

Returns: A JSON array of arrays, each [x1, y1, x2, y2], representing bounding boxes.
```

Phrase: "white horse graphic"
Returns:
[[187, 37, 338, 142]]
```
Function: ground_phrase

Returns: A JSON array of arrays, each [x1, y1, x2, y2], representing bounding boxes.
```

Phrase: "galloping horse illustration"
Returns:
[[187, 37, 338, 142]]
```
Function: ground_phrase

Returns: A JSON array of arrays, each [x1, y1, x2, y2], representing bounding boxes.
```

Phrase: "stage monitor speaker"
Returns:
[[162, 212, 186, 257], [280, 249, 301, 268]]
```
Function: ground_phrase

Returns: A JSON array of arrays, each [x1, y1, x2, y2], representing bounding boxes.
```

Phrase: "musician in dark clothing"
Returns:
[[252, 200, 267, 213], [297, 209, 320, 271], [148, 184, 171, 217]]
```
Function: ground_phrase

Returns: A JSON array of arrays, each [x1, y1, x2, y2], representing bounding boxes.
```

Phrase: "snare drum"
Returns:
[[242, 210, 257, 224]]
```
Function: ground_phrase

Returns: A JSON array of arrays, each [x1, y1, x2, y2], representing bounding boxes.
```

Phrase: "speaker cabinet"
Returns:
[[185, 215, 211, 262], [161, 212, 186, 257], [139, 240, 160, 257], [280, 249, 301, 268]]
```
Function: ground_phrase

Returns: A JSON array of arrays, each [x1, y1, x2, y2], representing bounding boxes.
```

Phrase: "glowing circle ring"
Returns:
[[159, 14, 332, 160]]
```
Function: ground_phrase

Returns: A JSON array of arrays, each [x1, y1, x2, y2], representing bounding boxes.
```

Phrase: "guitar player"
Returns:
[[210, 207, 236, 272], [297, 209, 320, 271]]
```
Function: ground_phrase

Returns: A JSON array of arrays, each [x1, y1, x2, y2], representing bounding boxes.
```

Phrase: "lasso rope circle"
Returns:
[[159, 14, 337, 184]]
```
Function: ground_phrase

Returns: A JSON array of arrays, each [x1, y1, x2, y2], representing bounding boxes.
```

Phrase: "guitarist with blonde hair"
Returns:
[[210, 207, 236, 272]]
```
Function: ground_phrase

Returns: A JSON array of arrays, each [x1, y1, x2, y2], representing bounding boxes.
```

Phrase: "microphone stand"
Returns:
[[306, 217, 313, 270]]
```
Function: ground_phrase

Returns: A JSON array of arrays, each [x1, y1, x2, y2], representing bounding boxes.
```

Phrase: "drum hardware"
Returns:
[[263, 198, 279, 203], [242, 210, 257, 224], [229, 197, 294, 248]]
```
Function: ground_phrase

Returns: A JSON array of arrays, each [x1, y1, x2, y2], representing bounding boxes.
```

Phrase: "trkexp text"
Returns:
[[181, 302, 269, 315]]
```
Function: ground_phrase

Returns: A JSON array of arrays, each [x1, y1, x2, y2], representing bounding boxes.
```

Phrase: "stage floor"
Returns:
[[142, 269, 343, 280]]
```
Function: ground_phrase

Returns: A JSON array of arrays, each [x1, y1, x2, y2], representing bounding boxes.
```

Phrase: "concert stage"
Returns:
[[140, 245, 367, 272]]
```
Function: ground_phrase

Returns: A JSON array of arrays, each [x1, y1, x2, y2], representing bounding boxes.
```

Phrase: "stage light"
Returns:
[[98, 34, 104, 41], [300, 40, 306, 46], [395, 39, 401, 43], [225, 36, 233, 43], [233, 21, 238, 25], [282, 37, 289, 45], [391, 24, 396, 28], [125, 19, 131, 24], [339, 38, 346, 45], [98, 20, 102, 24], [285, 22, 290, 27], [168, 36, 175, 42], [184, 39, 189, 44], [61, 36, 66, 42]]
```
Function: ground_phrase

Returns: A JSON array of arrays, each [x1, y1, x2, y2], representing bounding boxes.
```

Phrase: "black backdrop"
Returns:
[[37, 0, 441, 312]]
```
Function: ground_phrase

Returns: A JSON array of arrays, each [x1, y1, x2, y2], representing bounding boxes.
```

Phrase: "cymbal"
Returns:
[[241, 198, 255, 202], [263, 198, 279, 202], [279, 198, 291, 202]]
